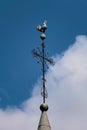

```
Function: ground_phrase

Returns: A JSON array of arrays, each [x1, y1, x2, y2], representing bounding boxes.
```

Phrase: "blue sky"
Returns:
[[0, 0, 87, 108]]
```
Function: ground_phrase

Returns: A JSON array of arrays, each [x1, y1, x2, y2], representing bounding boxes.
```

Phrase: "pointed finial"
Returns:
[[32, 21, 55, 104]]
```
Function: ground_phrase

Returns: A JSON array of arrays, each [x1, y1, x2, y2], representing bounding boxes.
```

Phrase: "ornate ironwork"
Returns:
[[32, 21, 55, 103]]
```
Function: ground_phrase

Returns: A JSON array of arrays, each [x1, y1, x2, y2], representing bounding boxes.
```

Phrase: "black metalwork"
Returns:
[[32, 21, 55, 103]]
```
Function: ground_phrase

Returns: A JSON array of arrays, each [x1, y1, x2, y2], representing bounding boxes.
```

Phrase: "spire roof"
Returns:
[[38, 104, 51, 130]]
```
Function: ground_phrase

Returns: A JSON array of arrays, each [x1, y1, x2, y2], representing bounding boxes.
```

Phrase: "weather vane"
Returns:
[[32, 21, 55, 103]]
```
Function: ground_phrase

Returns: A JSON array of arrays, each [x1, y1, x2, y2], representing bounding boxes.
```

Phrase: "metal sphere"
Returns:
[[40, 33, 46, 40], [40, 103, 48, 111]]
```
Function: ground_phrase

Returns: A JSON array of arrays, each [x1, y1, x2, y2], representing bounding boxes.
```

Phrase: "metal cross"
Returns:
[[32, 21, 55, 103]]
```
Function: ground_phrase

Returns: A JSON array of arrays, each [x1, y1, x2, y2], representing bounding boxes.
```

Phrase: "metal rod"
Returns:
[[42, 41, 45, 103]]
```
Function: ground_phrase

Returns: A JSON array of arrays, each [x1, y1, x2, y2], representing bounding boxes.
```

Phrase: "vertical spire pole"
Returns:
[[42, 41, 45, 103]]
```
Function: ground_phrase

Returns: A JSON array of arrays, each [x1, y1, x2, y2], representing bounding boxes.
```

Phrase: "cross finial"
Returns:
[[32, 21, 55, 103]]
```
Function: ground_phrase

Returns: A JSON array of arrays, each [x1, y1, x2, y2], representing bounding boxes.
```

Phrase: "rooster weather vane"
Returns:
[[32, 21, 55, 103]]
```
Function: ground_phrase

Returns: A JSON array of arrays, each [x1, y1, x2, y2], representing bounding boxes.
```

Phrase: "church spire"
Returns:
[[38, 103, 51, 130], [32, 21, 54, 130]]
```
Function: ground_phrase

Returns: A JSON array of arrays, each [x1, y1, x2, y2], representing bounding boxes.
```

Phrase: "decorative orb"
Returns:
[[40, 103, 48, 111], [40, 33, 46, 40]]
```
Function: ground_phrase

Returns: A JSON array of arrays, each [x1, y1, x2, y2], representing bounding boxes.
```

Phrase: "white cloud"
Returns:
[[0, 35, 87, 130]]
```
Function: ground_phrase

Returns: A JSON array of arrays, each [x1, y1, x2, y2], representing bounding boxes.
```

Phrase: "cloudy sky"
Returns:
[[0, 0, 87, 130]]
